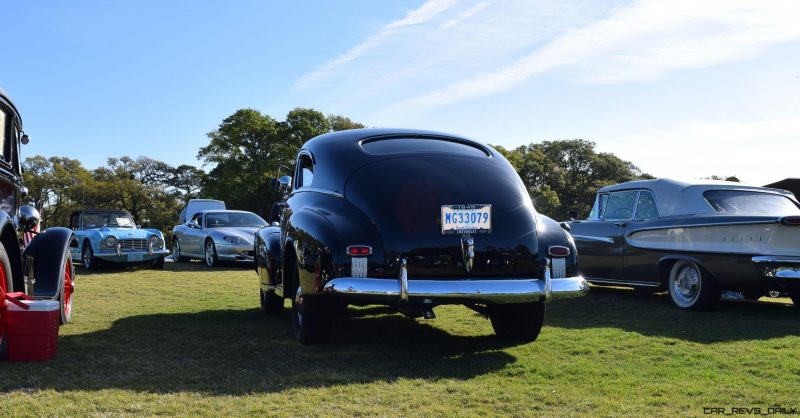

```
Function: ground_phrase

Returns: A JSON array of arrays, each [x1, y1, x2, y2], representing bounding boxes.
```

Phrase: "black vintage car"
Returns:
[[0, 89, 77, 358], [255, 129, 588, 344], [567, 179, 800, 310]]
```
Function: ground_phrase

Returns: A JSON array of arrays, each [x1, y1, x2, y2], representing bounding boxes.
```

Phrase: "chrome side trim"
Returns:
[[291, 188, 344, 199], [752, 256, 800, 264], [399, 258, 409, 301], [631, 220, 778, 234], [322, 276, 588, 304], [775, 270, 800, 279], [587, 278, 662, 287], [572, 235, 614, 244]]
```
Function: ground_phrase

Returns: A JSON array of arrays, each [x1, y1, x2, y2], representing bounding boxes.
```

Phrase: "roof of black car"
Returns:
[[304, 128, 491, 154]]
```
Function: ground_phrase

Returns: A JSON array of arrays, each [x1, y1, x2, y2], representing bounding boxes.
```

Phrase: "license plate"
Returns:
[[127, 253, 144, 262], [441, 204, 492, 234]]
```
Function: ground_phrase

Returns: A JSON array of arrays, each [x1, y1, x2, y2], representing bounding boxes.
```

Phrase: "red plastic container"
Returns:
[[4, 299, 60, 362]]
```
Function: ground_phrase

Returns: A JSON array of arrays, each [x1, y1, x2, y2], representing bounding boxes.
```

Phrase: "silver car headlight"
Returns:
[[149, 235, 163, 249], [101, 235, 118, 249], [223, 236, 247, 245]]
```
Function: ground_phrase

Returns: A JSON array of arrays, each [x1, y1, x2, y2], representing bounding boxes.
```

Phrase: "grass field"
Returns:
[[1, 262, 799, 417]]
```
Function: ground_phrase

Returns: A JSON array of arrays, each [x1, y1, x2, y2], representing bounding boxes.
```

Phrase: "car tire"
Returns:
[[82, 242, 98, 271], [291, 286, 333, 345], [260, 288, 283, 314], [204, 240, 218, 268], [150, 256, 165, 270], [172, 239, 188, 262], [0, 243, 12, 359], [489, 302, 546, 342], [59, 250, 75, 324], [668, 260, 721, 310]]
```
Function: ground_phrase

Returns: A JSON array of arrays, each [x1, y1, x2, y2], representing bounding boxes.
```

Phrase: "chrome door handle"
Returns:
[[614, 222, 627, 227]]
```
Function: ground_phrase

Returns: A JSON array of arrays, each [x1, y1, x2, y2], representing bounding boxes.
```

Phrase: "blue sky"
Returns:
[[2, 1, 799, 186]]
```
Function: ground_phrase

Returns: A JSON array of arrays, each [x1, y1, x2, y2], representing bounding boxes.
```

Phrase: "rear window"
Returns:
[[360, 137, 489, 157], [704, 190, 800, 216]]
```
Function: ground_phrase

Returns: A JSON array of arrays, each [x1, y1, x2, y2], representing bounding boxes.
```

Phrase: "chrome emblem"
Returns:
[[461, 235, 474, 273]]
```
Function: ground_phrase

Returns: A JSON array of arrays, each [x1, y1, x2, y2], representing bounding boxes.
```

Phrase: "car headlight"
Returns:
[[223, 236, 247, 245], [101, 236, 118, 249], [149, 235, 163, 249]]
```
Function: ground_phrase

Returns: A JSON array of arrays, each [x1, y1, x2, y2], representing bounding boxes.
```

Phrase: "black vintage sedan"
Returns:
[[255, 129, 588, 344], [567, 179, 800, 310]]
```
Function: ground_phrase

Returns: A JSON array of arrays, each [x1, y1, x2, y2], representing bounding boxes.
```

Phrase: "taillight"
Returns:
[[346, 245, 372, 256], [548, 245, 570, 257], [781, 216, 800, 225]]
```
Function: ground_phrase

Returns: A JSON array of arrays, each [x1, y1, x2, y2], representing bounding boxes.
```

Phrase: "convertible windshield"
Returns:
[[704, 190, 800, 216], [205, 212, 267, 228], [82, 212, 136, 228]]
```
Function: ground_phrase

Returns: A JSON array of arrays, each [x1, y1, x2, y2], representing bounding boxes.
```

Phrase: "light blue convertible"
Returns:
[[68, 208, 169, 270]]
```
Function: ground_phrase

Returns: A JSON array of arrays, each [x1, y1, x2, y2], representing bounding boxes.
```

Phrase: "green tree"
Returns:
[[494, 140, 651, 220], [200, 107, 365, 217]]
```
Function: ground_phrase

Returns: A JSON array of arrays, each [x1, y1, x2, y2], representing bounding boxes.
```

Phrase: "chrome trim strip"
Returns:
[[291, 188, 344, 199], [399, 258, 408, 301], [775, 270, 800, 279], [752, 256, 800, 264], [631, 220, 778, 234], [572, 235, 614, 244], [323, 275, 588, 304], [587, 278, 661, 287], [544, 260, 553, 302]]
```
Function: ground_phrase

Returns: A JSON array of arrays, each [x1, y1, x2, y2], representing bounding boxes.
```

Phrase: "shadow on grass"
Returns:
[[546, 286, 799, 343], [0, 307, 516, 394], [76, 259, 252, 276]]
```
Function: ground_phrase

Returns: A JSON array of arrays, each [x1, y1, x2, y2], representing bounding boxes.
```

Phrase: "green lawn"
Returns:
[[1, 262, 798, 417]]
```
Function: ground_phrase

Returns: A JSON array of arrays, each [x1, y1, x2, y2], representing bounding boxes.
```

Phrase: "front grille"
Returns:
[[119, 239, 148, 251]]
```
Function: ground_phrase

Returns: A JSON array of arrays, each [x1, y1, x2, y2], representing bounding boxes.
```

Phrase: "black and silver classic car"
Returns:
[[1, 89, 76, 358], [567, 179, 800, 310], [255, 129, 588, 344]]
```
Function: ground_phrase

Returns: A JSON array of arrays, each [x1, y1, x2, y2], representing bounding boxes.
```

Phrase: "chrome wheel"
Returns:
[[82, 244, 96, 271], [668, 260, 720, 310], [205, 241, 217, 267], [672, 263, 700, 306]]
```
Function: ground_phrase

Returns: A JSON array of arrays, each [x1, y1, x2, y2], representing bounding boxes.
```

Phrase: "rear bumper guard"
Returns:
[[752, 256, 800, 279], [323, 259, 589, 304]]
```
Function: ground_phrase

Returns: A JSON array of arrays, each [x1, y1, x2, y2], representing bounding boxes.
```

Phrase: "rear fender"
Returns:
[[255, 225, 282, 292], [284, 209, 338, 297], [536, 214, 579, 276], [22, 227, 77, 299]]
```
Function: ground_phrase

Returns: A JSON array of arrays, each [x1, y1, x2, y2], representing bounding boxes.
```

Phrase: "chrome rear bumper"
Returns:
[[323, 259, 588, 304], [752, 256, 800, 279]]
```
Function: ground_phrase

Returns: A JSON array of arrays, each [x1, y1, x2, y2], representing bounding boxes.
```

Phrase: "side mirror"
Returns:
[[567, 210, 579, 221], [188, 219, 200, 229], [278, 175, 292, 193], [21, 134, 30, 145], [18, 205, 41, 231]]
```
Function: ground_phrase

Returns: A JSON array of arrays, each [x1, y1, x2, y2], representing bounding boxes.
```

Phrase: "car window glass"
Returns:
[[634, 191, 659, 220], [589, 194, 608, 220], [297, 154, 313, 188], [704, 190, 800, 216], [205, 212, 267, 228], [0, 108, 6, 161], [361, 137, 489, 157], [190, 213, 203, 226], [603, 191, 638, 220]]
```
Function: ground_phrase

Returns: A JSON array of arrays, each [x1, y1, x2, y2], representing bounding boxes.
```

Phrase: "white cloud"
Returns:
[[390, 0, 800, 111], [440, 2, 492, 29], [294, 0, 457, 90]]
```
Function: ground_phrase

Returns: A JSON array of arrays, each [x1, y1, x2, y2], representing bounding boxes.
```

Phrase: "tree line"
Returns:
[[24, 106, 664, 234]]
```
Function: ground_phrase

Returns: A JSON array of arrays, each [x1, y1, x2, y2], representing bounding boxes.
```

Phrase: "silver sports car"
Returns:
[[171, 210, 267, 267]]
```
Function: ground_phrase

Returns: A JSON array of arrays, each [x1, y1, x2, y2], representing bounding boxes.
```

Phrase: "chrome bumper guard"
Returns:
[[752, 256, 800, 279], [323, 260, 589, 304]]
